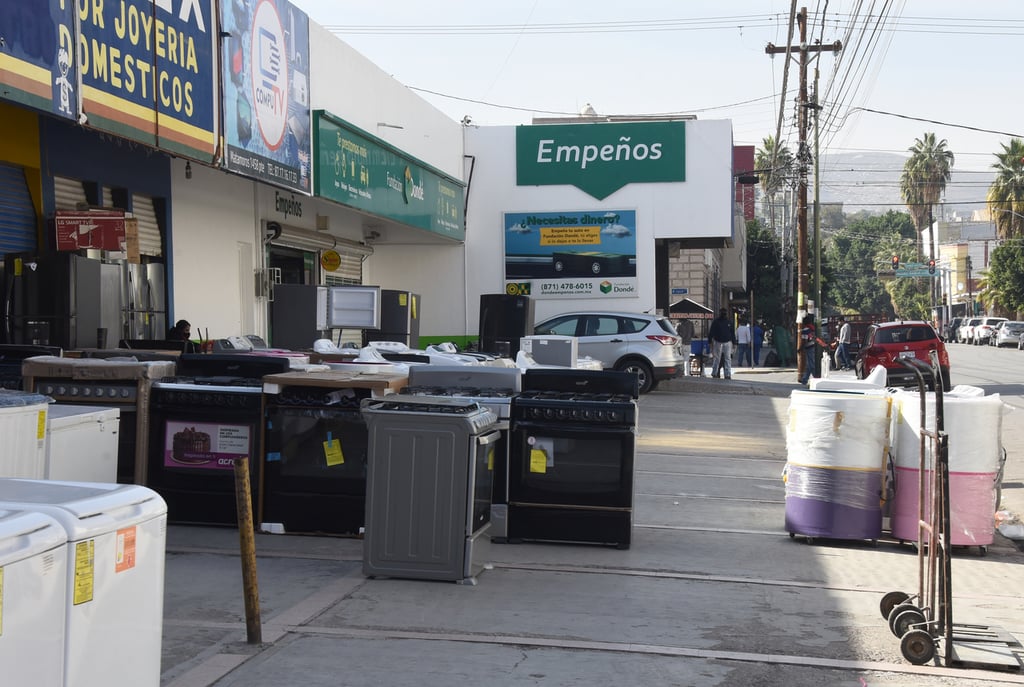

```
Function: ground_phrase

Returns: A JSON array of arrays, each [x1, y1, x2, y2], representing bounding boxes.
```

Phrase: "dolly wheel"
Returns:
[[891, 608, 926, 638], [900, 629, 936, 665], [880, 591, 910, 620]]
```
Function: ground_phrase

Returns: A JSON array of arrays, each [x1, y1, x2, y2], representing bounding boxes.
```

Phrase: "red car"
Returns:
[[855, 321, 951, 391]]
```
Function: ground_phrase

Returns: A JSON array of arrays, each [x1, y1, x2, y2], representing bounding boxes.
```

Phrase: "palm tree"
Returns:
[[754, 136, 794, 235], [899, 133, 955, 261], [986, 138, 1024, 239]]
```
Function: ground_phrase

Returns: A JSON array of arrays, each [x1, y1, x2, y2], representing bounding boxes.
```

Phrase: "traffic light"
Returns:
[[928, 259, 936, 274], [891, 255, 900, 270]]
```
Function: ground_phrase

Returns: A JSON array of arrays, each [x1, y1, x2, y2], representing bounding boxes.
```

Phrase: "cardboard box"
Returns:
[[21, 356, 176, 381], [262, 370, 407, 396]]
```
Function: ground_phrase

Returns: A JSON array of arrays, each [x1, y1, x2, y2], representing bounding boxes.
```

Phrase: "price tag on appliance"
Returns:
[[324, 435, 345, 466], [529, 449, 547, 473], [115, 526, 137, 573]]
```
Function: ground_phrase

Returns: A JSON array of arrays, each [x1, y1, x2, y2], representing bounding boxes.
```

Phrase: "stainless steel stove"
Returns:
[[401, 365, 520, 539], [361, 396, 500, 584]]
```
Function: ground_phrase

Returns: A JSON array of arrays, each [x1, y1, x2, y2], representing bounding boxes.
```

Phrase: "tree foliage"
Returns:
[[745, 219, 785, 327], [823, 210, 914, 318], [987, 137, 1024, 240], [900, 133, 954, 260], [984, 242, 1024, 316]]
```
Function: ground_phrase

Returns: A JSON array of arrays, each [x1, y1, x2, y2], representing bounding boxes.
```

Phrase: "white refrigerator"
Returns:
[[45, 405, 120, 483], [0, 508, 68, 687], [0, 479, 167, 687], [0, 391, 50, 478]]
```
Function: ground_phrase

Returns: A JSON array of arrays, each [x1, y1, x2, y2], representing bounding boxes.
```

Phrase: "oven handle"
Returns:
[[512, 420, 633, 436], [477, 429, 502, 447]]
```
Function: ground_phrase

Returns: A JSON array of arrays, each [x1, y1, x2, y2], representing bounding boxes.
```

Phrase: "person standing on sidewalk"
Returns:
[[735, 318, 752, 368], [798, 314, 827, 385], [752, 321, 764, 367], [833, 316, 853, 370], [708, 308, 735, 379]]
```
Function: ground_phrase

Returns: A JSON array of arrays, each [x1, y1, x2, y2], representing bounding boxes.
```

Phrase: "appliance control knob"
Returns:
[[70, 386, 80, 396]]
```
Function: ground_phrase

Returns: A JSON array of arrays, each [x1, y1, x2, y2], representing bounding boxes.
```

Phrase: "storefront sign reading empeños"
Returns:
[[516, 121, 685, 200]]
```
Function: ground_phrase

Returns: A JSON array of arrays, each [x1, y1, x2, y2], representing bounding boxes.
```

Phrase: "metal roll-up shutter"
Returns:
[[324, 251, 363, 285], [130, 193, 162, 256], [0, 163, 37, 255], [53, 176, 88, 211]]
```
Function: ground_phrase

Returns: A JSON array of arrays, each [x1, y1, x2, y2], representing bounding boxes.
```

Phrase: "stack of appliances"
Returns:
[[3, 253, 166, 349], [361, 396, 500, 584], [400, 365, 521, 539], [363, 289, 421, 348], [22, 356, 176, 484], [270, 284, 381, 351], [478, 293, 533, 359], [260, 368, 407, 535], [508, 369, 639, 549], [146, 353, 290, 525]]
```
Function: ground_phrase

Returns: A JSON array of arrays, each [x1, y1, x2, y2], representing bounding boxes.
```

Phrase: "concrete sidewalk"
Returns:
[[158, 374, 1024, 687]]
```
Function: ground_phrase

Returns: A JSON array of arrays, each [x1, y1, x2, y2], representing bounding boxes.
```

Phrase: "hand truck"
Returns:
[[879, 352, 1023, 670]]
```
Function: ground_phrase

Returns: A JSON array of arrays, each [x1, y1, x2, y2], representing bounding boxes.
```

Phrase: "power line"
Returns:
[[847, 107, 1024, 139]]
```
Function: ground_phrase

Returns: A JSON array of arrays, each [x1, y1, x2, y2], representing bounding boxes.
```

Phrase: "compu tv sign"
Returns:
[[515, 121, 685, 200]]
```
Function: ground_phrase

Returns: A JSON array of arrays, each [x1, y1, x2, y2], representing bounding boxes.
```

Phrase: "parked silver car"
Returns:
[[992, 320, 1024, 347], [534, 311, 686, 393]]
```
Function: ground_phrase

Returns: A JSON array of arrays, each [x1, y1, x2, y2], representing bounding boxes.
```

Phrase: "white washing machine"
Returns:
[[45, 405, 120, 482], [0, 391, 50, 478], [0, 479, 167, 687], [0, 508, 68, 687]]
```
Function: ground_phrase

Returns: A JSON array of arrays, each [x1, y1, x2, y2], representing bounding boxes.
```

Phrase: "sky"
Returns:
[[288, 1, 1024, 176]]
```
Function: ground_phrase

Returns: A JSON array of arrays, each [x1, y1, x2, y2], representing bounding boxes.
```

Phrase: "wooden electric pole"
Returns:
[[766, 7, 841, 380]]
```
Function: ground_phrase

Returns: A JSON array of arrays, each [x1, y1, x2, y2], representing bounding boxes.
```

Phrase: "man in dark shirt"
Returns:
[[707, 308, 735, 379]]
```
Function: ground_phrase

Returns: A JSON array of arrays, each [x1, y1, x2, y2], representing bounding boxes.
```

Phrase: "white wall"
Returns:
[[169, 158, 259, 339], [463, 122, 735, 328], [308, 23, 464, 180]]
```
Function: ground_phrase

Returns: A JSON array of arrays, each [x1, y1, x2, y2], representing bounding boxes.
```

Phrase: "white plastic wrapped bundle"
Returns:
[[785, 390, 892, 470], [889, 387, 1009, 545], [890, 387, 1004, 472]]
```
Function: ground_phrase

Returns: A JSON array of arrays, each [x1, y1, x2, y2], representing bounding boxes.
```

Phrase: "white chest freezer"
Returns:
[[0, 479, 167, 687], [45, 405, 120, 483], [0, 508, 68, 687], [0, 391, 50, 479]]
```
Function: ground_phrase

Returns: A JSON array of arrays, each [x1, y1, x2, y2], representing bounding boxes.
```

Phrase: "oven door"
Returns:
[[147, 391, 262, 526], [508, 420, 634, 509], [469, 429, 501, 535], [262, 404, 369, 535]]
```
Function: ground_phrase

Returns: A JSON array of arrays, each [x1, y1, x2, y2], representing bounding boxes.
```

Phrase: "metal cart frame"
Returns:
[[879, 352, 1023, 670]]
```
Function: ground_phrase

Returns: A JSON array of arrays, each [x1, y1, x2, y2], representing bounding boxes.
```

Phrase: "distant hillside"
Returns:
[[817, 152, 993, 216]]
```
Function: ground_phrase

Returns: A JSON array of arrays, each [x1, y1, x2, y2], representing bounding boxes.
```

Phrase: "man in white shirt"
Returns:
[[735, 319, 752, 367], [835, 316, 853, 370]]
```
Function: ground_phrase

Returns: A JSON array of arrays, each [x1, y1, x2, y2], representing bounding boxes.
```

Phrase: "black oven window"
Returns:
[[267, 409, 368, 479], [511, 431, 633, 507]]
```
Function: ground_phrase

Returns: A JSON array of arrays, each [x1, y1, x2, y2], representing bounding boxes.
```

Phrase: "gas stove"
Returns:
[[401, 365, 520, 420], [362, 396, 498, 435], [512, 369, 638, 426], [152, 376, 265, 393]]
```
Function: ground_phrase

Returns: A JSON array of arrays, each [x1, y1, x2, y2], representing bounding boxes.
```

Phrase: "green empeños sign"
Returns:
[[516, 121, 686, 200]]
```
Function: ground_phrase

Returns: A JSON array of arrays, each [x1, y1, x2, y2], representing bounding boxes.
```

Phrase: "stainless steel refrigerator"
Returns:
[[3, 253, 165, 349], [363, 289, 421, 348], [122, 262, 167, 341]]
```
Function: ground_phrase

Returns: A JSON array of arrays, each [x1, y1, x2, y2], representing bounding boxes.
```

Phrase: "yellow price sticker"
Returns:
[[529, 448, 547, 474], [487, 446, 494, 471], [324, 438, 345, 466]]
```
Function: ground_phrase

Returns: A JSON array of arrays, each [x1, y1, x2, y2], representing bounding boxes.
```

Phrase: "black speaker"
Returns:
[[478, 294, 534, 358]]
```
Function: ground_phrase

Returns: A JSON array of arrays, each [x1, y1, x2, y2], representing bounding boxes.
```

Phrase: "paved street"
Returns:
[[159, 367, 1024, 687]]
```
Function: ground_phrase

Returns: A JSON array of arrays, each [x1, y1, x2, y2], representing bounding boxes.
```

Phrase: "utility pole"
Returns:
[[766, 6, 841, 380]]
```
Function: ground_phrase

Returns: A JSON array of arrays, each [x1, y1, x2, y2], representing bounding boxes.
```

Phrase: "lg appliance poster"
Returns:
[[503, 210, 637, 299], [162, 420, 251, 470], [221, 0, 311, 193]]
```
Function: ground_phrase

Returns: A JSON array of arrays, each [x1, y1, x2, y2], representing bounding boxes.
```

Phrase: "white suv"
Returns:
[[972, 317, 1007, 345], [534, 311, 687, 393]]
